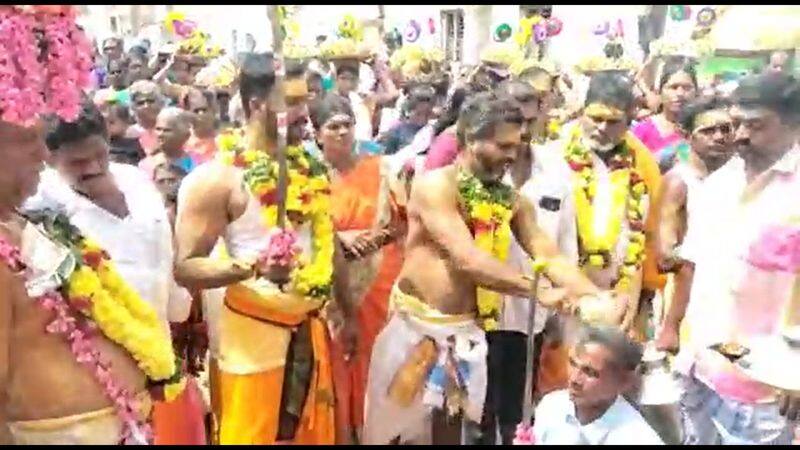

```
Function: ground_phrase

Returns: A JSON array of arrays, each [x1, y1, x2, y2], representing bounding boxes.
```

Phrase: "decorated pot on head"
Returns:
[[575, 54, 638, 78], [475, 43, 524, 88], [511, 58, 558, 93]]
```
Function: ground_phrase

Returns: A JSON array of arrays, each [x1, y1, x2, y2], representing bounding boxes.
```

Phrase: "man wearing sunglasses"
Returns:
[[654, 95, 735, 354]]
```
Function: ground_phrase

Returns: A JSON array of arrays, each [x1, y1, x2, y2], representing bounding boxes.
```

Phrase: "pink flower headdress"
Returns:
[[0, 5, 93, 126]]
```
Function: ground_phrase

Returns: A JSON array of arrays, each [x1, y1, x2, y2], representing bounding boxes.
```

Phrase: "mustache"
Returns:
[[79, 173, 104, 182]]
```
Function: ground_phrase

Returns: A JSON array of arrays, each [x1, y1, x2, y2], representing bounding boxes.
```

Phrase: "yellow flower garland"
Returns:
[[564, 127, 647, 291], [68, 239, 177, 382], [458, 168, 518, 331], [217, 129, 334, 299]]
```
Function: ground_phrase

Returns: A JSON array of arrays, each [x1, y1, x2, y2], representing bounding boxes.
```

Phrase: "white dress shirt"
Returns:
[[499, 147, 579, 335], [25, 163, 191, 326], [533, 390, 664, 445]]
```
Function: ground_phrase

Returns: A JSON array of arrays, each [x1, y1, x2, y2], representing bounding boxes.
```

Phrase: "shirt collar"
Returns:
[[566, 396, 628, 445]]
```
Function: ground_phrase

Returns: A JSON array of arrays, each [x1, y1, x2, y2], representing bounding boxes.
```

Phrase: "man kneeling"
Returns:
[[531, 323, 663, 445]]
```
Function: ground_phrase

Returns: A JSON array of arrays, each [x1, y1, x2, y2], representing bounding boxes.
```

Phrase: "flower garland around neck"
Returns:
[[457, 166, 515, 331], [0, 209, 183, 444], [217, 128, 334, 300], [564, 127, 647, 291]]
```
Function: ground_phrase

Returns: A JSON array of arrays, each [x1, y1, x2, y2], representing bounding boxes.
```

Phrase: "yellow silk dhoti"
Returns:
[[215, 283, 335, 445]]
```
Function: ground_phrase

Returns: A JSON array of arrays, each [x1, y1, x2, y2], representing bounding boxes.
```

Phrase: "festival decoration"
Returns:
[[457, 167, 516, 331], [194, 55, 237, 89], [494, 23, 513, 42], [480, 43, 525, 69], [0, 5, 94, 126], [404, 20, 421, 43], [217, 129, 335, 300], [533, 23, 548, 43], [513, 423, 535, 445], [593, 20, 610, 36], [546, 17, 563, 37], [428, 17, 436, 34], [669, 5, 692, 22], [161, 10, 222, 59], [696, 7, 717, 27], [564, 128, 647, 291]]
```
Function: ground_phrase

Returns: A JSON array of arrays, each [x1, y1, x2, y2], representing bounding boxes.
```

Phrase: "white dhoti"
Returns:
[[362, 285, 488, 445]]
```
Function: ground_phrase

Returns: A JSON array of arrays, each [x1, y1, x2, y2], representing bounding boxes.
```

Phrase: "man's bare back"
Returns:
[[1, 221, 144, 426]]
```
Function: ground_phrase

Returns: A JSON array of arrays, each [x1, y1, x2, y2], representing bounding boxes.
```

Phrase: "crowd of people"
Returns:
[[1, 5, 799, 446]]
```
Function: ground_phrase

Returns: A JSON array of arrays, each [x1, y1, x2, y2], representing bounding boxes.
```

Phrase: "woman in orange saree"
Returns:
[[310, 93, 406, 444]]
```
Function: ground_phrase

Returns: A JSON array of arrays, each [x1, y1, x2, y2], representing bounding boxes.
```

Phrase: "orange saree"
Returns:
[[328, 156, 404, 443]]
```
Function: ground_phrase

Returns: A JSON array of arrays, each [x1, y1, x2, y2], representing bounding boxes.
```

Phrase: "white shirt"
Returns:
[[677, 146, 800, 378], [499, 147, 579, 335], [531, 124, 649, 292], [349, 91, 374, 141], [25, 163, 191, 326], [533, 390, 664, 445]]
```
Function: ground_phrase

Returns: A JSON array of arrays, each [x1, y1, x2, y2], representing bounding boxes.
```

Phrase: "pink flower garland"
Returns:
[[0, 6, 93, 126], [513, 423, 535, 445], [747, 224, 800, 273], [0, 235, 152, 444], [262, 229, 300, 267]]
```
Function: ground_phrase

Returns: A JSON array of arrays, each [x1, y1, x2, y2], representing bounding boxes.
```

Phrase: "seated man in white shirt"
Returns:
[[532, 324, 664, 445]]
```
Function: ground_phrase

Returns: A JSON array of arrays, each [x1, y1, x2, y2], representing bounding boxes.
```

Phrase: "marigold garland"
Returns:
[[6, 209, 185, 443], [217, 128, 334, 299], [457, 167, 515, 331], [564, 127, 647, 291]]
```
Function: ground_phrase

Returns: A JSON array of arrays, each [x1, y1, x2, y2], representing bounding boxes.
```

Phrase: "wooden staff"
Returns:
[[268, 5, 289, 229], [522, 269, 542, 425]]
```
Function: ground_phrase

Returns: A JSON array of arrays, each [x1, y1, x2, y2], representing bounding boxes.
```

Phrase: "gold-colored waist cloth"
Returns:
[[390, 283, 476, 325], [7, 391, 152, 445]]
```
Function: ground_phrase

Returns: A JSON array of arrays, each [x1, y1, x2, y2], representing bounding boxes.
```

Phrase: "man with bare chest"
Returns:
[[363, 92, 628, 445], [0, 121, 153, 445], [653, 95, 734, 352]]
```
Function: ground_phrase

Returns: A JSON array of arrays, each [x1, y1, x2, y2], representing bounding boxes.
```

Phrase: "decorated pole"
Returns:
[[268, 5, 289, 230]]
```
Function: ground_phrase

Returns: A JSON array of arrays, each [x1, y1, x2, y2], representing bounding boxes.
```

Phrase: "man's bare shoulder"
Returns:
[[179, 160, 237, 201], [409, 165, 457, 208]]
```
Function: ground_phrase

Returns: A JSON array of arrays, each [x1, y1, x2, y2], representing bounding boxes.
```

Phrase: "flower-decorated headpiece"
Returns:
[[193, 55, 237, 89], [389, 44, 445, 82], [162, 11, 222, 59], [480, 43, 525, 69], [0, 5, 94, 126], [320, 14, 373, 62]]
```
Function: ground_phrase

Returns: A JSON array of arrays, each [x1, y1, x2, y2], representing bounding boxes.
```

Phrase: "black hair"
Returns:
[[585, 71, 636, 113], [733, 72, 800, 125], [496, 80, 537, 103], [107, 103, 134, 124], [575, 324, 643, 372], [128, 45, 148, 59], [285, 59, 308, 79], [45, 100, 107, 151], [335, 60, 360, 78], [238, 52, 276, 119], [404, 83, 437, 114], [456, 91, 524, 148], [433, 84, 477, 137], [180, 87, 216, 111], [658, 59, 698, 92], [309, 93, 354, 131], [677, 95, 730, 133]]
